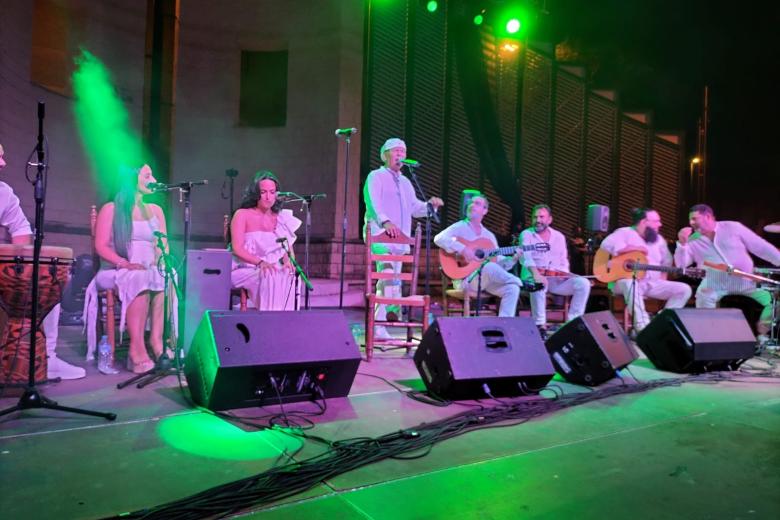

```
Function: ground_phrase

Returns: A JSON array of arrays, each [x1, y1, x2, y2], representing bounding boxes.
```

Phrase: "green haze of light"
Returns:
[[72, 49, 144, 200]]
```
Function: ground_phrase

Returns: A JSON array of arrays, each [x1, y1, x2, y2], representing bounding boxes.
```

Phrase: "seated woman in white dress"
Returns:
[[92, 164, 169, 373], [230, 171, 301, 310]]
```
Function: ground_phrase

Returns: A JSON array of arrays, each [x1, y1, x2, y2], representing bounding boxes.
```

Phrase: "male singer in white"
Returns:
[[434, 194, 523, 316], [520, 204, 590, 331], [363, 137, 443, 338], [675, 203, 780, 341], [600, 207, 691, 332]]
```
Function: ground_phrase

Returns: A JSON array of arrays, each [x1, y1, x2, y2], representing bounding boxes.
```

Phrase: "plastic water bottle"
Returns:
[[97, 335, 118, 374]]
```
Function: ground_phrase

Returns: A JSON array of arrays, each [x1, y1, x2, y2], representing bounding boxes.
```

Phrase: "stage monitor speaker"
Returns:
[[545, 311, 638, 386], [586, 204, 610, 232], [636, 308, 755, 373], [182, 249, 232, 356], [184, 310, 361, 411], [413, 317, 555, 400]]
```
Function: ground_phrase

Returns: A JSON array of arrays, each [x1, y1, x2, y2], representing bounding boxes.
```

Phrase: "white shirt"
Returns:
[[363, 166, 429, 238], [674, 220, 780, 291], [600, 226, 672, 281], [519, 226, 569, 279], [0, 181, 32, 239]]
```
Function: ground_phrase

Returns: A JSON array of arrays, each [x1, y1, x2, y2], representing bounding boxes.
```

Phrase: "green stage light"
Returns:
[[506, 18, 521, 34], [473, 14, 484, 25], [426, 1, 438, 12]]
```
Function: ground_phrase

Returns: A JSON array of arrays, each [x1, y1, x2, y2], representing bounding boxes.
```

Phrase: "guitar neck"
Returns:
[[633, 263, 681, 275], [489, 244, 535, 257]]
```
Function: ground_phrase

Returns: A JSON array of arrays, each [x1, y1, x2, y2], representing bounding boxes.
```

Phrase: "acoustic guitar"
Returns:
[[439, 237, 549, 279], [593, 248, 705, 283]]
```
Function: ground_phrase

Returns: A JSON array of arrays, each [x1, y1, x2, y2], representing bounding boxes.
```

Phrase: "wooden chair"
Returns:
[[224, 214, 248, 311], [90, 205, 117, 356], [365, 223, 430, 361], [516, 290, 571, 324], [440, 269, 499, 317]]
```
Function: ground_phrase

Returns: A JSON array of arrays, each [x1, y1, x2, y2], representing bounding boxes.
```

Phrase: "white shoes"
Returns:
[[47, 355, 86, 380]]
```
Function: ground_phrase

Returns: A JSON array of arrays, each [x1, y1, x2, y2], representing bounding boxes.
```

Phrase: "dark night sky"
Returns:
[[535, 0, 780, 230]]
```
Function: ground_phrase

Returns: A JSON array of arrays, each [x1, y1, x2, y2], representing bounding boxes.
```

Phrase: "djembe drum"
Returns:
[[0, 244, 73, 385]]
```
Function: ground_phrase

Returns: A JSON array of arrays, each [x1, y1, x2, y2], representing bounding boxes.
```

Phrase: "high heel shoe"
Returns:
[[127, 357, 155, 374]]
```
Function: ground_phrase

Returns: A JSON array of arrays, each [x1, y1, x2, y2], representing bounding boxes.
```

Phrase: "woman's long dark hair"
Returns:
[[227, 170, 282, 246], [239, 170, 282, 212], [112, 165, 142, 259]]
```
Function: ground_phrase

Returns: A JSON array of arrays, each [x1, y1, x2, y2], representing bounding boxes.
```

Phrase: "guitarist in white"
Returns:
[[434, 194, 523, 317], [519, 204, 590, 332], [600, 207, 692, 332], [675, 204, 780, 340]]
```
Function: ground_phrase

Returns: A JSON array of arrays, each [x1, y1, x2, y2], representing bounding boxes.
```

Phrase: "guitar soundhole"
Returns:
[[475, 250, 485, 260]]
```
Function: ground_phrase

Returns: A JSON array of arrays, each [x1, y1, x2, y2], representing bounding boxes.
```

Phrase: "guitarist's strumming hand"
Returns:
[[460, 246, 478, 263], [382, 220, 400, 238]]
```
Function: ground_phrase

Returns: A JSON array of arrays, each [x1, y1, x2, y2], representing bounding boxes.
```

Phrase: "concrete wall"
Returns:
[[1, 0, 365, 277], [0, 0, 146, 254]]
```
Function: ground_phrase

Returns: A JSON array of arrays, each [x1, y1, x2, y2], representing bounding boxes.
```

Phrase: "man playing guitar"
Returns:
[[434, 194, 523, 317], [519, 204, 590, 332], [600, 207, 692, 332]]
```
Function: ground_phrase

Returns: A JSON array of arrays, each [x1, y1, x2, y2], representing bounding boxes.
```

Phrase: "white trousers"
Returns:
[[695, 284, 773, 335], [612, 278, 692, 330], [463, 262, 522, 317], [529, 276, 591, 326]]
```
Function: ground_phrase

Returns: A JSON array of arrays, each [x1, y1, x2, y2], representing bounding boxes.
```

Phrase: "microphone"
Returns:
[[147, 182, 167, 191], [153, 231, 167, 239], [400, 158, 421, 168], [277, 191, 296, 198], [147, 180, 209, 191], [276, 237, 287, 243], [334, 127, 357, 136]]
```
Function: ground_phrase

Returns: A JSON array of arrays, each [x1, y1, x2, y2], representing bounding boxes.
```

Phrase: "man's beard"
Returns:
[[643, 227, 659, 243], [534, 223, 548, 233]]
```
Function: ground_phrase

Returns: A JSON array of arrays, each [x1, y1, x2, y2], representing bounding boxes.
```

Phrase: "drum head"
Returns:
[[0, 244, 73, 263]]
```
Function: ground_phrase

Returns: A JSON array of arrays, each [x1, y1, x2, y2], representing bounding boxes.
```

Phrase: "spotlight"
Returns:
[[425, 0, 438, 13], [506, 18, 521, 34]]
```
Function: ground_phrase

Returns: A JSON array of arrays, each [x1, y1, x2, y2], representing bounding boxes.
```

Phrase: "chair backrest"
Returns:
[[365, 222, 422, 297]]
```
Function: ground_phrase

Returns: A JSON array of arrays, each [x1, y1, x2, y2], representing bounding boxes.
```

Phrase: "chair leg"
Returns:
[[106, 291, 116, 356], [366, 298, 374, 362], [623, 305, 630, 334], [463, 295, 470, 317], [240, 289, 248, 312]]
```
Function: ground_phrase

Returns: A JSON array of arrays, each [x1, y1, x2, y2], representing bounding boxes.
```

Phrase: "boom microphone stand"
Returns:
[[221, 168, 239, 216], [406, 162, 439, 297], [117, 233, 182, 389], [280, 191, 326, 309], [336, 128, 357, 308], [0, 102, 115, 421]]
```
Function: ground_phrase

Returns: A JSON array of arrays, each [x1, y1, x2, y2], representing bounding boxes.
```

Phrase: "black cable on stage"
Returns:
[[101, 370, 780, 520]]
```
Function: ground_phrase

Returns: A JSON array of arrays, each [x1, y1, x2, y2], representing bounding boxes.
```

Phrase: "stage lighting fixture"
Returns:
[[506, 18, 521, 34], [426, 0, 438, 12]]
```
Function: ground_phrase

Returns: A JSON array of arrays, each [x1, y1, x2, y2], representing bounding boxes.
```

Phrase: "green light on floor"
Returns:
[[426, 1, 438, 13], [158, 413, 303, 461]]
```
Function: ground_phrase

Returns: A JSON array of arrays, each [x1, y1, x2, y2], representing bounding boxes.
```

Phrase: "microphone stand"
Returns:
[[407, 164, 439, 298], [222, 168, 239, 216], [150, 180, 207, 352], [279, 238, 314, 308], [1, 102, 116, 421], [117, 235, 182, 389], [281, 192, 326, 309], [466, 259, 491, 317], [337, 132, 353, 308]]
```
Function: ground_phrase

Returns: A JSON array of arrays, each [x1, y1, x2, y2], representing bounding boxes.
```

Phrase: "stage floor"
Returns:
[[1, 310, 779, 519]]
